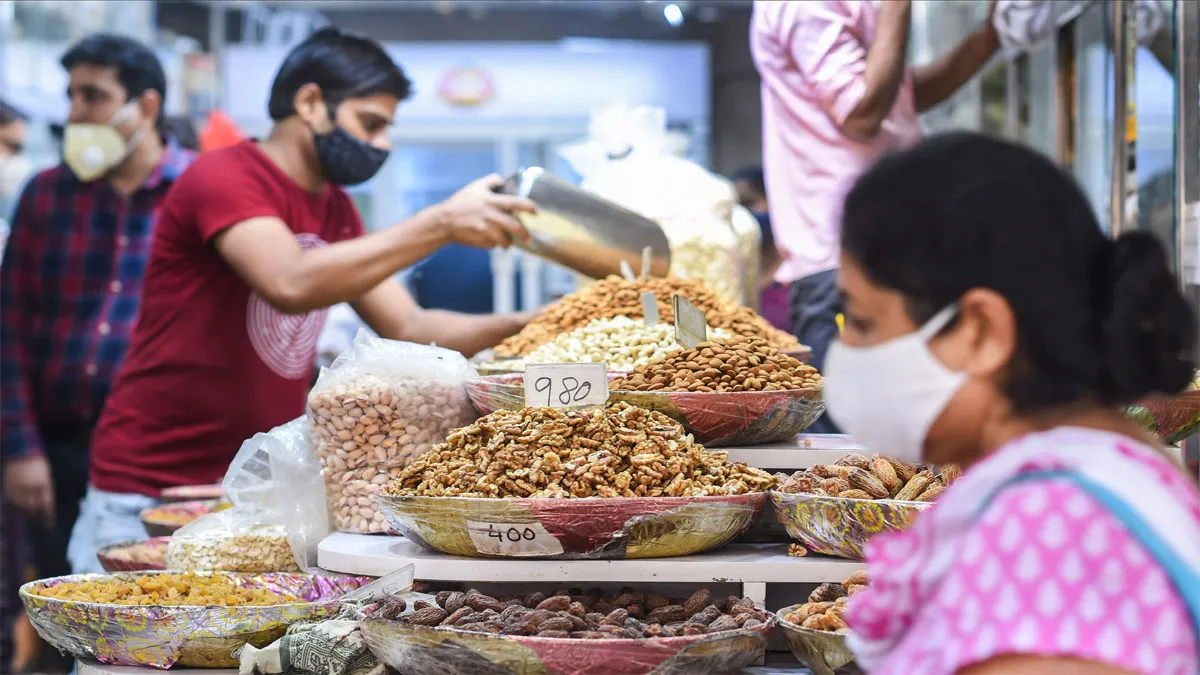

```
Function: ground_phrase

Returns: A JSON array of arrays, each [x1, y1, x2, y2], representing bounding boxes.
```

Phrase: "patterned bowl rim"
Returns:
[[19, 571, 355, 612], [96, 537, 172, 557], [608, 384, 824, 398], [160, 484, 225, 500], [377, 491, 771, 507], [138, 499, 217, 523], [769, 489, 932, 510], [363, 613, 774, 646]]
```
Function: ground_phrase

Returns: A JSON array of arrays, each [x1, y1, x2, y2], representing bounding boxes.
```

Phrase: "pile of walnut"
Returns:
[[612, 336, 822, 393], [388, 402, 776, 498], [783, 570, 869, 634], [493, 276, 799, 358], [774, 454, 961, 502], [374, 587, 770, 639]]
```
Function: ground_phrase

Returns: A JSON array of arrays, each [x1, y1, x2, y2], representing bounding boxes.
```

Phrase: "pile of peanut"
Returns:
[[388, 402, 775, 498], [165, 525, 298, 574], [308, 378, 477, 533], [373, 587, 769, 639], [612, 336, 822, 393], [521, 316, 731, 372], [493, 276, 799, 357], [775, 454, 960, 502], [783, 570, 869, 634]]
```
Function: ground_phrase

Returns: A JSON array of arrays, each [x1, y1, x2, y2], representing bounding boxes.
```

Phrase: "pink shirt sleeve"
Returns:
[[885, 479, 1198, 675], [768, 0, 869, 126]]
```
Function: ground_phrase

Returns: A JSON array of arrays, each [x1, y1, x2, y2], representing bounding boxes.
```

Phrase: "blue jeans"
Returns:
[[66, 487, 159, 575]]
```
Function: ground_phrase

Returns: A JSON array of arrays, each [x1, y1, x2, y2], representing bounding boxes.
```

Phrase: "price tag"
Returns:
[[641, 292, 660, 326], [524, 362, 609, 408], [620, 260, 637, 281], [465, 520, 565, 556], [673, 294, 708, 349]]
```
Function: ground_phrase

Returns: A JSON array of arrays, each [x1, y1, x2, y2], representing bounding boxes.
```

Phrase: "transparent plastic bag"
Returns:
[[307, 330, 479, 534], [166, 418, 319, 573], [558, 104, 744, 302]]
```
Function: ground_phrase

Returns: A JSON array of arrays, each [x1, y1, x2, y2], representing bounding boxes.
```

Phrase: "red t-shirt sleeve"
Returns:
[[173, 151, 285, 243], [327, 190, 367, 243]]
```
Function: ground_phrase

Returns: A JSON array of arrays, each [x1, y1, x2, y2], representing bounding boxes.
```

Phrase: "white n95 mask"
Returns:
[[63, 101, 146, 182], [823, 305, 966, 462], [0, 154, 30, 200]]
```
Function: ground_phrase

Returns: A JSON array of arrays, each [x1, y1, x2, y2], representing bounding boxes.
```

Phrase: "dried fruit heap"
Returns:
[[493, 276, 800, 357], [774, 454, 960, 502], [612, 336, 822, 393], [783, 570, 869, 633], [372, 587, 770, 639], [388, 402, 775, 498]]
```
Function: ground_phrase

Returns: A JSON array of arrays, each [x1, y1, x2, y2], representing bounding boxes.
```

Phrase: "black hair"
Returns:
[[0, 99, 28, 126], [841, 132, 1196, 410], [61, 34, 168, 132], [267, 27, 413, 121], [164, 116, 199, 152], [732, 166, 766, 196]]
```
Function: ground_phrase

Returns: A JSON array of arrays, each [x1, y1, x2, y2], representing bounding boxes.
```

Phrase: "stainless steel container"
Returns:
[[499, 167, 671, 279]]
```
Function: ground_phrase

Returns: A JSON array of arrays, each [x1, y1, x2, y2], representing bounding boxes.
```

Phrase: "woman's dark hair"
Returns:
[[841, 132, 1196, 409], [267, 27, 413, 121], [61, 34, 167, 132]]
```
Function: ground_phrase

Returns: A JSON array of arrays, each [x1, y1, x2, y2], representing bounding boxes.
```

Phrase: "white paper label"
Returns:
[[673, 294, 708, 349], [524, 362, 609, 408], [465, 520, 565, 556], [641, 292, 660, 326]]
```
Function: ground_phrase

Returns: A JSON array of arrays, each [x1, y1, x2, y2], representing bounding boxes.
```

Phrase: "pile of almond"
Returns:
[[774, 454, 960, 502], [612, 336, 822, 393], [493, 276, 799, 357]]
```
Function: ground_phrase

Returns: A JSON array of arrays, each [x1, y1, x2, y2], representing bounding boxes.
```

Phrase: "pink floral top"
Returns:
[[847, 429, 1200, 675]]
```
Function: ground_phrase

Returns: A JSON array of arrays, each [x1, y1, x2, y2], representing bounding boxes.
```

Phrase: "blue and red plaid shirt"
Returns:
[[0, 141, 194, 461]]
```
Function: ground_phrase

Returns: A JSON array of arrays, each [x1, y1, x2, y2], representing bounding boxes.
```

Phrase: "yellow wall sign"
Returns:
[[438, 66, 496, 108]]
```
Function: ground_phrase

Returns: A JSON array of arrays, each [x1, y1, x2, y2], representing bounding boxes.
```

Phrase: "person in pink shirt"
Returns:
[[826, 132, 1199, 674], [751, 0, 999, 431]]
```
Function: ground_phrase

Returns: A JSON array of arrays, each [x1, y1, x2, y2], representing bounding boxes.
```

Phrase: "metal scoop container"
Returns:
[[498, 167, 672, 279]]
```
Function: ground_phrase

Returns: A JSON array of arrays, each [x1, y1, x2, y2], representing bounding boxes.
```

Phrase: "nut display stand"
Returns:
[[723, 434, 866, 471]]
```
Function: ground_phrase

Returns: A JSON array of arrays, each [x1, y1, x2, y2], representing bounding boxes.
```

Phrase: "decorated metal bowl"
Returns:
[[1128, 389, 1200, 445], [19, 571, 370, 669], [465, 373, 824, 447], [771, 491, 929, 560], [361, 615, 773, 675], [139, 500, 230, 538], [160, 484, 225, 503], [375, 492, 767, 559], [609, 386, 825, 447], [96, 537, 171, 573], [775, 605, 856, 675]]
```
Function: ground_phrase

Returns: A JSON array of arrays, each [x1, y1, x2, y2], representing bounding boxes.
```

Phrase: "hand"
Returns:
[[437, 175, 536, 250], [3, 455, 54, 526]]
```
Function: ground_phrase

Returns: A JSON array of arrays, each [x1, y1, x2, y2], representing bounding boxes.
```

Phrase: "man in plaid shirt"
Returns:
[[0, 35, 193, 589]]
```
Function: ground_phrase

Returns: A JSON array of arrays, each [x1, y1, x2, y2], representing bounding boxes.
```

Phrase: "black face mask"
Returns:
[[313, 125, 389, 186]]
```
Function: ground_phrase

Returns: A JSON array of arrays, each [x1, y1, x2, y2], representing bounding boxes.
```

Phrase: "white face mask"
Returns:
[[0, 154, 30, 200], [824, 305, 966, 463], [63, 101, 145, 182]]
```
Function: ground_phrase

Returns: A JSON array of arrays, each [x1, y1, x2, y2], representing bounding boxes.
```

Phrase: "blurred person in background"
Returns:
[[74, 28, 536, 571], [752, 0, 999, 432], [732, 166, 788, 331], [0, 35, 191, 673], [0, 96, 30, 675], [164, 116, 200, 152]]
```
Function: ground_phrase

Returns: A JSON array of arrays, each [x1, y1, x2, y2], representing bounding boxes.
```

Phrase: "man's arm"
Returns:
[[212, 176, 535, 315], [912, 8, 1000, 112], [351, 277, 531, 358], [0, 186, 55, 524], [779, 0, 913, 141]]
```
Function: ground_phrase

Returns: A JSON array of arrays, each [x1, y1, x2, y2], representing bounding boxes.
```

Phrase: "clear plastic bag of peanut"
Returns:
[[559, 104, 745, 302], [307, 330, 479, 534]]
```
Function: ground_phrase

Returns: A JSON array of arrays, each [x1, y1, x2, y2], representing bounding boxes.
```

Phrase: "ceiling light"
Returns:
[[663, 3, 683, 27]]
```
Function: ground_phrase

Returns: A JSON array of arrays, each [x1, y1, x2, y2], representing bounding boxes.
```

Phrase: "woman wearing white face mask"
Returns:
[[827, 132, 1199, 675], [0, 99, 31, 254]]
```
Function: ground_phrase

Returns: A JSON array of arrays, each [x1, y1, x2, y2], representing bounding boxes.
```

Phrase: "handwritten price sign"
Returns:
[[465, 520, 565, 556], [524, 362, 609, 408]]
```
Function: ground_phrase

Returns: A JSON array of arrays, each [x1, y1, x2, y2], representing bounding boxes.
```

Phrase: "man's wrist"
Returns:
[[408, 204, 454, 248]]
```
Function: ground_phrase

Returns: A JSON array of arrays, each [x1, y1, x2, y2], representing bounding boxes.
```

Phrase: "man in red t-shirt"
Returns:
[[70, 28, 538, 572]]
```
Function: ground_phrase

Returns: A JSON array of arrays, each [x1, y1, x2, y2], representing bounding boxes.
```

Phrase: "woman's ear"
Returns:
[[956, 288, 1017, 379]]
